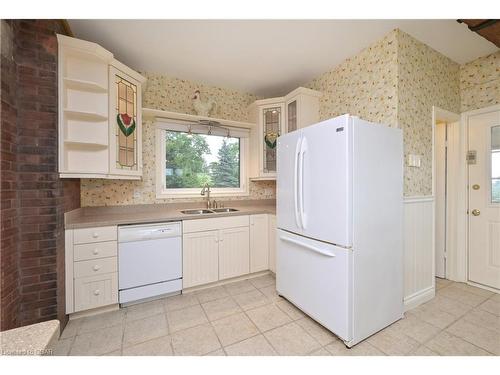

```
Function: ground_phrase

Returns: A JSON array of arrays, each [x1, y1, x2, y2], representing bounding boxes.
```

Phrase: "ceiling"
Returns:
[[459, 19, 500, 47], [68, 20, 499, 97]]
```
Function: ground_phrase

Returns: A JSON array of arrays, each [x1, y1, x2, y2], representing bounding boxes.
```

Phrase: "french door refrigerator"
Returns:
[[276, 114, 404, 347]]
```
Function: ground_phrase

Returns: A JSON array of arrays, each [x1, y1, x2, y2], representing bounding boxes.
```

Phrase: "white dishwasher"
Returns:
[[118, 222, 182, 305]]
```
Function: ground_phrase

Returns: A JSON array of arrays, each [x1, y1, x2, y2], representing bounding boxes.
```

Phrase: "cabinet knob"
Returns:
[[93, 265, 101, 271], [93, 248, 99, 255], [93, 289, 100, 296], [92, 232, 99, 238]]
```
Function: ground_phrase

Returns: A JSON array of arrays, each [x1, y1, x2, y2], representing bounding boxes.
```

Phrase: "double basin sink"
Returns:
[[180, 208, 239, 215]]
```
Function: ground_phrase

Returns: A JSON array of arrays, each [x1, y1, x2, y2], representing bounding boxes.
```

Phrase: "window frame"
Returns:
[[155, 121, 249, 198]]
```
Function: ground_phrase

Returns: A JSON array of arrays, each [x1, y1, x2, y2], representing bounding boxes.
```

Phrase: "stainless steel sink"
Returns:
[[212, 208, 239, 213], [180, 209, 214, 215]]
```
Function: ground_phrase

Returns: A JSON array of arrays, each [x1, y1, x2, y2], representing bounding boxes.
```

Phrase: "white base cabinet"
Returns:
[[250, 214, 269, 273], [183, 230, 219, 288], [219, 227, 250, 280], [182, 216, 251, 289], [66, 225, 118, 314], [268, 214, 277, 273], [182, 214, 275, 289]]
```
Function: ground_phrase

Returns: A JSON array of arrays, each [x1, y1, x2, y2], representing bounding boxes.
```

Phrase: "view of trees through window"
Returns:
[[165, 130, 240, 189]]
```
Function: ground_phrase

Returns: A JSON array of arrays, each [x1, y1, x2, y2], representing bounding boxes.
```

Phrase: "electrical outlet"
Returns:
[[133, 190, 141, 199], [264, 188, 273, 196]]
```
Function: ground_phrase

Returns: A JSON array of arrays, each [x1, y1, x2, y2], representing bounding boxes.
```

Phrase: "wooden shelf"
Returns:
[[64, 139, 108, 149], [64, 109, 108, 122], [64, 77, 108, 93]]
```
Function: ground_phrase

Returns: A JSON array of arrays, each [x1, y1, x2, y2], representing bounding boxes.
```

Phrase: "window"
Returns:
[[492, 125, 500, 203], [156, 122, 248, 197]]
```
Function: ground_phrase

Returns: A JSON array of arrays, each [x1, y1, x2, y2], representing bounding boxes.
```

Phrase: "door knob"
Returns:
[[471, 209, 480, 216]]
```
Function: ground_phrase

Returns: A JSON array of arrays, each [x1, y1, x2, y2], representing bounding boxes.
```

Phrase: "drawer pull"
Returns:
[[92, 232, 99, 238], [93, 289, 100, 296], [93, 265, 101, 271], [93, 248, 99, 255]]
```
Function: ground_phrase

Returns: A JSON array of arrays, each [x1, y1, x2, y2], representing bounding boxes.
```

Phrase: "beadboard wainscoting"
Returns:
[[403, 196, 435, 311]]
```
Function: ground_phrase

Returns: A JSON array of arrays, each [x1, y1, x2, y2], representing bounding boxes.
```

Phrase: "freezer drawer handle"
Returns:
[[279, 236, 336, 257]]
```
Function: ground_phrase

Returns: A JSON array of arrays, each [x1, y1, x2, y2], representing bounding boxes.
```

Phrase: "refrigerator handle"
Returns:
[[279, 235, 336, 257], [294, 137, 302, 229], [299, 137, 308, 229]]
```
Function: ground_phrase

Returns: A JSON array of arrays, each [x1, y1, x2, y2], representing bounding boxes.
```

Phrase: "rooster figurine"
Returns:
[[192, 90, 216, 117]]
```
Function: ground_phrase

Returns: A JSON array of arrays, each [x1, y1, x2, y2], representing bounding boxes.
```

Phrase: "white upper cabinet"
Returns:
[[57, 35, 146, 179], [285, 87, 321, 132], [249, 87, 321, 180]]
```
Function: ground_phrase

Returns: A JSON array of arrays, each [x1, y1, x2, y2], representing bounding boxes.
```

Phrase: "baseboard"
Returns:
[[403, 286, 435, 311]]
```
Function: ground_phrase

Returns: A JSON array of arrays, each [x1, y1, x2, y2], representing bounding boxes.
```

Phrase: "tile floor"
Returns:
[[54, 275, 500, 356]]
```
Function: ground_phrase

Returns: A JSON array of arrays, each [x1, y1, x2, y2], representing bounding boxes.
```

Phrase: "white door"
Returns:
[[250, 214, 269, 273], [468, 109, 500, 290], [219, 227, 250, 280], [183, 230, 219, 288], [276, 229, 351, 341], [435, 122, 447, 278]]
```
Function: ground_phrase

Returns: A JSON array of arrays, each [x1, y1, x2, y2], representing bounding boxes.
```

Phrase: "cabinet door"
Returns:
[[268, 215, 277, 273], [74, 272, 118, 312], [259, 103, 285, 177], [286, 97, 298, 133], [108, 66, 143, 178], [183, 230, 219, 288], [250, 214, 269, 272], [219, 227, 250, 280]]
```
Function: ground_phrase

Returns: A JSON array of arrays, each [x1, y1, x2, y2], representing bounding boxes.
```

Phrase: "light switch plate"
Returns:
[[408, 154, 421, 168]]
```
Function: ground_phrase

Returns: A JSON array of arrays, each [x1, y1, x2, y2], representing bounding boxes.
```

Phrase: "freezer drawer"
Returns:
[[276, 229, 352, 341]]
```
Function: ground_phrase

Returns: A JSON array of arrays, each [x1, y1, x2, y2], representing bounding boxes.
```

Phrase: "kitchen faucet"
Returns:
[[201, 184, 211, 209]]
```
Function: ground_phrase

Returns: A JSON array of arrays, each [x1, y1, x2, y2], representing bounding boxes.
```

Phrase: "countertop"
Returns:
[[0, 320, 59, 356], [65, 199, 276, 229]]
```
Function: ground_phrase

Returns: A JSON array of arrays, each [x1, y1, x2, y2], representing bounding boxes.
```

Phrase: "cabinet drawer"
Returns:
[[74, 272, 118, 312], [183, 215, 249, 233], [73, 226, 117, 244], [74, 257, 117, 278], [74, 241, 117, 262]]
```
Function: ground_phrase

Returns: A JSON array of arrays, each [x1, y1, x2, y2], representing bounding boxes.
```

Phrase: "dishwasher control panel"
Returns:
[[118, 222, 182, 243]]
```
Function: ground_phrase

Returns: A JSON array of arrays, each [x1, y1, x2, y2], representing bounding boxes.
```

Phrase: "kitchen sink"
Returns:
[[180, 209, 214, 215], [211, 208, 239, 213]]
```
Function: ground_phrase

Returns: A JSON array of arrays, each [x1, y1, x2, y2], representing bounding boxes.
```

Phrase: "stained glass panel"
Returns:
[[263, 107, 280, 173], [115, 75, 137, 170]]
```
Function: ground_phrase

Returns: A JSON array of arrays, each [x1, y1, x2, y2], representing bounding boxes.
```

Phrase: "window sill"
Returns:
[[156, 188, 249, 199]]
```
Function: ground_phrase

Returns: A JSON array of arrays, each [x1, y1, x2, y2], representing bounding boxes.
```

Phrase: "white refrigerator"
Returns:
[[276, 114, 404, 347]]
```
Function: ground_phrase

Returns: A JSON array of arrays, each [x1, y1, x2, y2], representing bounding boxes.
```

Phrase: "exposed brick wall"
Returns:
[[0, 20, 80, 331], [1, 20, 21, 330]]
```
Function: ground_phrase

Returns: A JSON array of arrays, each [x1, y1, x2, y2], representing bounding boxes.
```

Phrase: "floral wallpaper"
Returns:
[[306, 31, 399, 128], [396, 30, 461, 196], [307, 29, 462, 197], [80, 74, 273, 207], [460, 51, 500, 112]]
